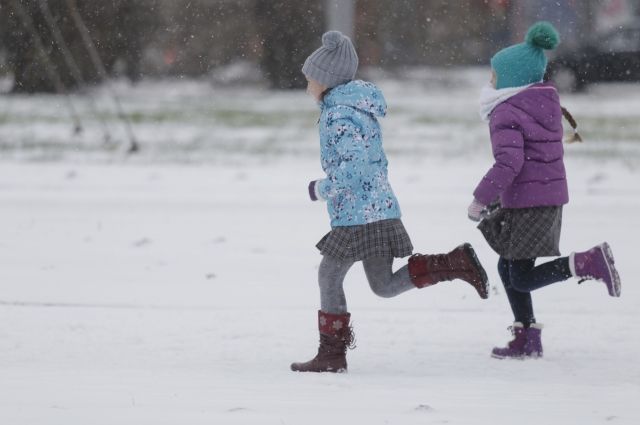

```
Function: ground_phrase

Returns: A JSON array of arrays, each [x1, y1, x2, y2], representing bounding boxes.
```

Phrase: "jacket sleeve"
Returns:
[[473, 109, 525, 205], [316, 118, 368, 200]]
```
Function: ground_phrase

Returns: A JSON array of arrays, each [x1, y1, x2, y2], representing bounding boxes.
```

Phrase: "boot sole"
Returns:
[[490, 347, 525, 360], [290, 362, 348, 373], [600, 242, 621, 297], [491, 352, 522, 360], [290, 366, 347, 373], [490, 352, 542, 360], [462, 243, 489, 299]]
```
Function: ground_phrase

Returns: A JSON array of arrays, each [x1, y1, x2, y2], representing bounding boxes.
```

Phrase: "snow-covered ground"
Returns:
[[1, 69, 639, 424]]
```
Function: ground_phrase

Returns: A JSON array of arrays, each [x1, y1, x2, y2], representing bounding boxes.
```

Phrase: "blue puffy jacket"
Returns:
[[314, 80, 402, 227]]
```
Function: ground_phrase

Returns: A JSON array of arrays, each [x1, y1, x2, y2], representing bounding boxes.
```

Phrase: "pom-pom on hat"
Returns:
[[302, 31, 358, 89], [491, 21, 560, 89]]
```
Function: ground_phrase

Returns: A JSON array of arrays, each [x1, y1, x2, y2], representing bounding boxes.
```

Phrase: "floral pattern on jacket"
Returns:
[[315, 80, 401, 227]]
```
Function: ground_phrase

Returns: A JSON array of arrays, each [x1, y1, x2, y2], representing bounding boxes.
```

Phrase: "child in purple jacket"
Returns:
[[468, 22, 622, 359]]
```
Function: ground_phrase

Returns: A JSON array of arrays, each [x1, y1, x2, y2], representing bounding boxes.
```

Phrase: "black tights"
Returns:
[[497, 256, 573, 327]]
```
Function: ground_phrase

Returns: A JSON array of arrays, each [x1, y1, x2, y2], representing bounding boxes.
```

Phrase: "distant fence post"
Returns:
[[325, 0, 355, 40]]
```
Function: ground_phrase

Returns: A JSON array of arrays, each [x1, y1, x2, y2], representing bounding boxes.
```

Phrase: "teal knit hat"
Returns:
[[491, 21, 560, 89]]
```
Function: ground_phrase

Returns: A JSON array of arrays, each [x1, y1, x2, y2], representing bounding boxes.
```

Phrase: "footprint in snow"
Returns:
[[133, 238, 152, 247], [227, 407, 251, 413], [587, 173, 607, 185]]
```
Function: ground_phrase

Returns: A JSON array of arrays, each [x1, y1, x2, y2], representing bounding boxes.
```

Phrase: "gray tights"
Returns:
[[319, 255, 415, 314]]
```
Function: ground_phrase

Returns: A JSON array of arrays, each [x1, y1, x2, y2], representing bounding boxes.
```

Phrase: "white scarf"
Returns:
[[478, 83, 536, 122]]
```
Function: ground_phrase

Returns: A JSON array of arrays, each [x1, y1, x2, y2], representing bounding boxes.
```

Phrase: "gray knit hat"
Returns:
[[302, 31, 358, 88]]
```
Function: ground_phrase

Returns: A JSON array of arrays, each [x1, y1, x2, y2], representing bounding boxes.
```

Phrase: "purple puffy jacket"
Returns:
[[474, 82, 569, 208]]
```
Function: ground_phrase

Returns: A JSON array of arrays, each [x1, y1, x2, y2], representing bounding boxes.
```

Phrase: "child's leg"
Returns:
[[498, 257, 536, 327], [362, 257, 414, 298], [292, 256, 355, 373], [319, 255, 355, 314], [508, 257, 573, 292]]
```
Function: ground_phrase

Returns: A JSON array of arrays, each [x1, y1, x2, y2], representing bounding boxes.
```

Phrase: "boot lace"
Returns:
[[345, 325, 357, 350], [506, 325, 519, 348], [319, 325, 357, 353], [431, 254, 457, 281]]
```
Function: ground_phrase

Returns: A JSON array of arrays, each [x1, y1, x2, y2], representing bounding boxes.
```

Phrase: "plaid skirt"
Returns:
[[316, 219, 414, 261], [478, 206, 563, 260]]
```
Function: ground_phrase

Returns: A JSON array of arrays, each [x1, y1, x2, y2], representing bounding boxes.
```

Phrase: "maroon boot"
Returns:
[[408, 243, 489, 298], [291, 311, 355, 373]]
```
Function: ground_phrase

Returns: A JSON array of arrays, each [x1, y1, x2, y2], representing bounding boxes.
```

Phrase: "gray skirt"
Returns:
[[478, 206, 563, 260], [316, 219, 414, 261]]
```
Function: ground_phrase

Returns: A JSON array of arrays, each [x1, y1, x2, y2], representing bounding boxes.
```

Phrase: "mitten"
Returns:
[[468, 199, 486, 222], [308, 180, 322, 201]]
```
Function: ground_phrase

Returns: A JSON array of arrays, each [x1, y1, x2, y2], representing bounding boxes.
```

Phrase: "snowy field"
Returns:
[[1, 69, 639, 424]]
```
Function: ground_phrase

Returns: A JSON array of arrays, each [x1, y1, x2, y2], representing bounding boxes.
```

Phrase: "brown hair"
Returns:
[[561, 107, 583, 143]]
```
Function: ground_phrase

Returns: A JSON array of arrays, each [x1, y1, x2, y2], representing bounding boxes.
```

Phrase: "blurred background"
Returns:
[[1, 0, 640, 160]]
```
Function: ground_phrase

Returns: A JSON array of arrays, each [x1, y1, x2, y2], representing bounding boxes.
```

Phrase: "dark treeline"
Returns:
[[0, 0, 159, 93], [0, 0, 601, 93]]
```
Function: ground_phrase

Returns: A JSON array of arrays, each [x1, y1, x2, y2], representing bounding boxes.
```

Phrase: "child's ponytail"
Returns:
[[561, 107, 583, 143]]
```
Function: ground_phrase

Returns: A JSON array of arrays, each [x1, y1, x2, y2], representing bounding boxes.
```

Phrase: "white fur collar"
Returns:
[[478, 83, 536, 122]]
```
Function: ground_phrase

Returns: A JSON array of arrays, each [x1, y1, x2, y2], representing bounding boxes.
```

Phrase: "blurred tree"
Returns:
[[1, 0, 603, 92], [160, 0, 258, 76], [356, 0, 495, 68], [254, 0, 324, 89], [1, 0, 161, 93]]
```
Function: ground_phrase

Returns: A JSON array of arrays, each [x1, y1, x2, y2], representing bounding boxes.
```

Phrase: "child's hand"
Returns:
[[467, 199, 486, 222], [308, 180, 321, 201]]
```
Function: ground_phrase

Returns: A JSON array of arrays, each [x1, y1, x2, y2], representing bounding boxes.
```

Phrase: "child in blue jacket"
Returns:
[[291, 31, 489, 373]]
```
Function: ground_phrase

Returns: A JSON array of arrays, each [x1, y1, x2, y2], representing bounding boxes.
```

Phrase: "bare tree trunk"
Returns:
[[255, 0, 324, 89], [3, 0, 159, 93], [10, 0, 83, 133], [66, 0, 138, 152]]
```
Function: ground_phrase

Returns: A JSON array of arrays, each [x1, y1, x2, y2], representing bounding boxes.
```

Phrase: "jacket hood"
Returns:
[[322, 80, 387, 117], [500, 82, 561, 131]]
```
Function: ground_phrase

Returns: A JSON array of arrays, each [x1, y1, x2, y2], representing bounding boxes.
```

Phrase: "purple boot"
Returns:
[[570, 242, 621, 297], [492, 323, 543, 359], [524, 325, 543, 358]]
